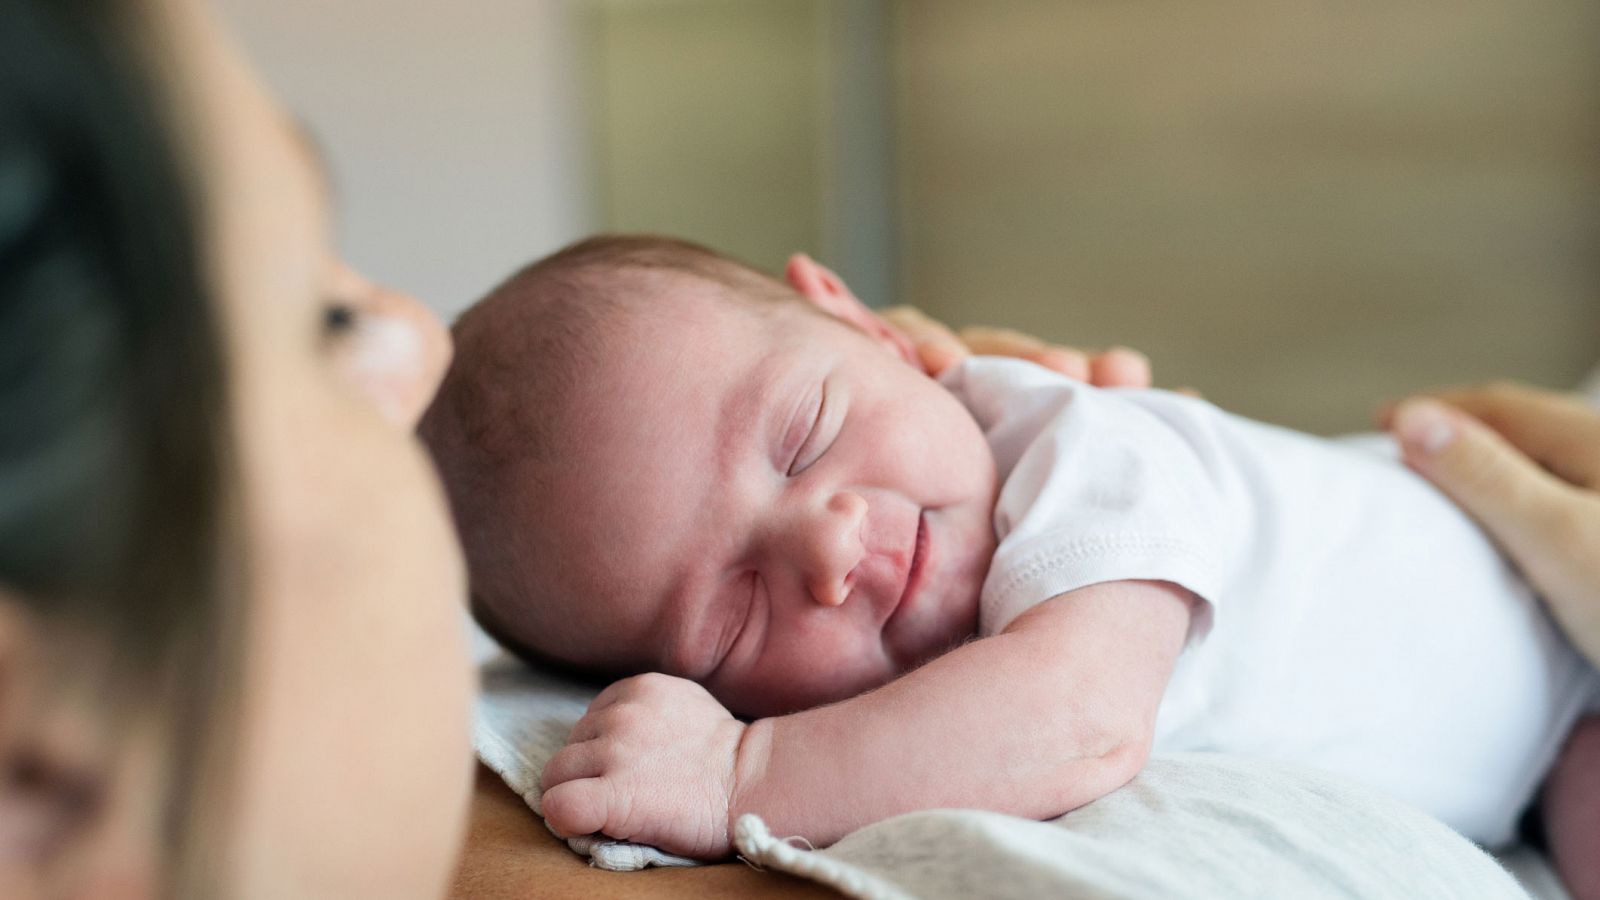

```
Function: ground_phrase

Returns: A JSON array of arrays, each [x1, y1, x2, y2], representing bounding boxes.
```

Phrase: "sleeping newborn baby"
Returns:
[[420, 235, 1600, 886]]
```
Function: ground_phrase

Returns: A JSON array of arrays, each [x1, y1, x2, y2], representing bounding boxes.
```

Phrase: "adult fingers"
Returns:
[[881, 310, 1153, 387], [880, 306, 968, 375], [1394, 396, 1600, 668], [958, 326, 1092, 381], [956, 325, 1044, 356], [1089, 347, 1153, 389], [1392, 398, 1574, 543], [1029, 347, 1093, 381], [1423, 383, 1600, 490], [881, 309, 1158, 388]]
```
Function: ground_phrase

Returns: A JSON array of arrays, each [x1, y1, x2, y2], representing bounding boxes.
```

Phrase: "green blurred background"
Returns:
[[223, 0, 1600, 433]]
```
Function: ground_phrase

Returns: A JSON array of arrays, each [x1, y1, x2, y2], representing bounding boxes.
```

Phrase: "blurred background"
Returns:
[[218, 0, 1599, 434]]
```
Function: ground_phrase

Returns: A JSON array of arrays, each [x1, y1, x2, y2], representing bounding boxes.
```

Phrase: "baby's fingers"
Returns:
[[582, 678, 636, 714], [566, 712, 606, 744], [541, 778, 613, 839], [541, 740, 605, 790]]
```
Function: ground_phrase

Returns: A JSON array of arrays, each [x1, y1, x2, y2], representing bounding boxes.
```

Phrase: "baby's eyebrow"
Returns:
[[725, 354, 808, 473]]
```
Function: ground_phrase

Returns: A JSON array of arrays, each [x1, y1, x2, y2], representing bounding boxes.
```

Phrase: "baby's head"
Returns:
[[422, 236, 997, 716]]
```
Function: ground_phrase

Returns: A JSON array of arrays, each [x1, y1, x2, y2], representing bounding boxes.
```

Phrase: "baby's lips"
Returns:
[[854, 497, 921, 614]]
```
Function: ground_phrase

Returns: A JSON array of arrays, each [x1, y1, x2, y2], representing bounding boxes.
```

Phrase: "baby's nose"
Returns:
[[810, 569, 858, 608], [801, 491, 867, 607]]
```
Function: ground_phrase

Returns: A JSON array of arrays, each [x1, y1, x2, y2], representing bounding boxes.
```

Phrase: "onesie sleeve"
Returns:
[[941, 358, 1245, 640]]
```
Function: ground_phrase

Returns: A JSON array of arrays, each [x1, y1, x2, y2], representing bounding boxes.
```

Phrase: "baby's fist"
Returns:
[[540, 672, 747, 859]]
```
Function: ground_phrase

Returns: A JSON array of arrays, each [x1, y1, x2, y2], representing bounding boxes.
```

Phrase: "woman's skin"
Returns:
[[878, 306, 1154, 390], [1390, 385, 1600, 900], [163, 3, 473, 897], [1389, 386, 1600, 668], [2, 0, 470, 893]]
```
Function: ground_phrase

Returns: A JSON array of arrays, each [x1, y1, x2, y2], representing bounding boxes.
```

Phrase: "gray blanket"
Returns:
[[475, 654, 1554, 898]]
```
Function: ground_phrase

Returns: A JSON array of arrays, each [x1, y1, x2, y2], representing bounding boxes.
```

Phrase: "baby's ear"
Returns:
[[785, 254, 919, 368]]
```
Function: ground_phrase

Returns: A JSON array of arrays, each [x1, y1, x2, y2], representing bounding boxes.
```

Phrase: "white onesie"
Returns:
[[939, 356, 1599, 847]]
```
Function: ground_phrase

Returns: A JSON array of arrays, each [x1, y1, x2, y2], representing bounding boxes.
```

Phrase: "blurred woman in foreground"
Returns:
[[1, 0, 468, 894]]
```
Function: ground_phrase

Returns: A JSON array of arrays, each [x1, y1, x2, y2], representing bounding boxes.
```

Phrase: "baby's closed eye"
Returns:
[[789, 381, 840, 476]]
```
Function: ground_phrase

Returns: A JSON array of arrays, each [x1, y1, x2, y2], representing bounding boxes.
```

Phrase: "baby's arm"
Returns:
[[732, 579, 1194, 846], [540, 578, 1193, 858]]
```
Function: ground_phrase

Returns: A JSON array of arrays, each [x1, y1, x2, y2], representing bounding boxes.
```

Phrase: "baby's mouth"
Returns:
[[886, 510, 929, 633]]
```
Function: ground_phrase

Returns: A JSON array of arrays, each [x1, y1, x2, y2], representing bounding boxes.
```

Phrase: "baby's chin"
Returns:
[[881, 563, 981, 674]]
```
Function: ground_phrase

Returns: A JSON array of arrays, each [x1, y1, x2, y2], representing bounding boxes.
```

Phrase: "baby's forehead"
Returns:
[[581, 287, 808, 395], [544, 302, 819, 630]]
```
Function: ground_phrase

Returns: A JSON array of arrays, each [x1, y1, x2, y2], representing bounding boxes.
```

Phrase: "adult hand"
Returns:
[[1387, 383, 1600, 666], [878, 306, 1153, 388]]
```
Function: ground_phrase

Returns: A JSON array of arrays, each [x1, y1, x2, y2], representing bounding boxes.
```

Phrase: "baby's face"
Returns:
[[545, 293, 998, 717]]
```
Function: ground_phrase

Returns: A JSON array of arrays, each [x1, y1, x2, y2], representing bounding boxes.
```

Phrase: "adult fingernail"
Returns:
[[1107, 346, 1149, 365], [921, 341, 963, 372], [1373, 397, 1397, 427], [1038, 348, 1090, 379], [1394, 399, 1457, 455]]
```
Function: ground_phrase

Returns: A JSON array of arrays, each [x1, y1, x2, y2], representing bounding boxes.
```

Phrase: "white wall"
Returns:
[[215, 0, 594, 320]]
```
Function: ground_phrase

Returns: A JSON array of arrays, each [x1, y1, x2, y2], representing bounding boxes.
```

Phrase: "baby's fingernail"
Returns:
[[1394, 399, 1457, 455]]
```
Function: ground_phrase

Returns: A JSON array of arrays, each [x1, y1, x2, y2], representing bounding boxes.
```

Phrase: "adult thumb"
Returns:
[[1390, 398, 1574, 558]]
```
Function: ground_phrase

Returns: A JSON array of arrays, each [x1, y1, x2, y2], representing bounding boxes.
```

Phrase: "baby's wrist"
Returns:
[[726, 716, 775, 834]]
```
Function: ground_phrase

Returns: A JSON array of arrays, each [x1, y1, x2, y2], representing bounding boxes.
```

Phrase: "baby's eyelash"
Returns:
[[788, 384, 829, 477]]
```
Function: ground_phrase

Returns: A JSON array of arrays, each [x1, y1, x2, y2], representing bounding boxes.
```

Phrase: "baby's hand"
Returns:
[[540, 672, 747, 859]]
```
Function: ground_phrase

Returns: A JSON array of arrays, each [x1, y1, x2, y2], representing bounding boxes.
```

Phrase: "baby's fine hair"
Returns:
[[420, 234, 798, 674]]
